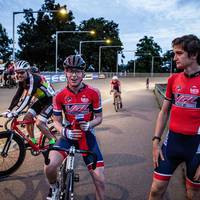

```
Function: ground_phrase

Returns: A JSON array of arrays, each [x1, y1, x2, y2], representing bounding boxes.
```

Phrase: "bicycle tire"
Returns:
[[0, 131, 26, 178], [58, 161, 74, 200], [65, 171, 74, 200], [114, 96, 119, 112]]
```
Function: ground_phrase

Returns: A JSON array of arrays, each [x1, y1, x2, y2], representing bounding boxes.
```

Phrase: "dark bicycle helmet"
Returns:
[[30, 66, 40, 73], [63, 55, 86, 70], [14, 60, 30, 71]]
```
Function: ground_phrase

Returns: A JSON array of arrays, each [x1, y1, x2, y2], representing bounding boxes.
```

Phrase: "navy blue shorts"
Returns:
[[154, 130, 200, 188], [55, 133, 104, 170]]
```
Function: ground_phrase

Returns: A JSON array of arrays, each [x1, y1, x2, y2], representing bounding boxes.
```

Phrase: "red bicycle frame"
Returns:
[[10, 118, 50, 151]]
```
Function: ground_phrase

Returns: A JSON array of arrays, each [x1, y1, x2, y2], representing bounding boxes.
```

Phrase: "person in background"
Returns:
[[110, 75, 122, 108], [0, 59, 5, 87], [146, 77, 149, 89]]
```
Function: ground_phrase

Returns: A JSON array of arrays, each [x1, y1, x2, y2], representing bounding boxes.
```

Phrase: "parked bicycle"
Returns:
[[43, 145, 97, 200], [0, 112, 57, 178]]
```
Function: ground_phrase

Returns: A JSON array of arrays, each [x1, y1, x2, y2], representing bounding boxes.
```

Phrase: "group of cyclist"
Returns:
[[1, 33, 200, 199], [1, 55, 106, 200], [0, 59, 16, 88]]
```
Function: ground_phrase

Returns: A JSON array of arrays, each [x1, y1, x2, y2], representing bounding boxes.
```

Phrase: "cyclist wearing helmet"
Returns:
[[110, 75, 122, 108], [2, 60, 55, 145], [44, 55, 105, 200]]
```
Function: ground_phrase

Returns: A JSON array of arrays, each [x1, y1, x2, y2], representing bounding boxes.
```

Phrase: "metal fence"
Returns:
[[154, 83, 167, 108]]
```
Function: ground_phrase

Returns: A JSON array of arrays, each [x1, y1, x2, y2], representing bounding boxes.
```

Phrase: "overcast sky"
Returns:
[[0, 0, 200, 62]]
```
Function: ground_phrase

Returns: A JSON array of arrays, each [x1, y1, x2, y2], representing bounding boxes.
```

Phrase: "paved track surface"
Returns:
[[0, 77, 187, 200]]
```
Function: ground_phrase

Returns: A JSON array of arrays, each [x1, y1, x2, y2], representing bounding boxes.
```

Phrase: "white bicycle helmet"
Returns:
[[63, 55, 86, 70], [14, 60, 30, 71], [112, 76, 118, 80]]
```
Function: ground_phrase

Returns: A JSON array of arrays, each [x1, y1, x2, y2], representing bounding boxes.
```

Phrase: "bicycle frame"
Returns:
[[43, 145, 97, 200], [8, 117, 49, 151], [0, 113, 56, 178], [112, 90, 121, 112]]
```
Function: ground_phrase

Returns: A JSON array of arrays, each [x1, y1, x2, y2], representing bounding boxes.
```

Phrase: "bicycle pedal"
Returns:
[[24, 143, 31, 148], [74, 173, 79, 182]]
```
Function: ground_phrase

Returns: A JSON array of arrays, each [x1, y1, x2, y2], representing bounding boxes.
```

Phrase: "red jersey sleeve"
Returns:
[[53, 92, 63, 116]]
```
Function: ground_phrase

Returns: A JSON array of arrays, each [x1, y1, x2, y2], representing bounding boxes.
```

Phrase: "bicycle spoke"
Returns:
[[0, 131, 26, 177]]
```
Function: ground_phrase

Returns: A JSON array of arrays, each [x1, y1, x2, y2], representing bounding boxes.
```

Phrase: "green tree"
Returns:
[[162, 49, 182, 73], [78, 17, 123, 72], [0, 23, 12, 61], [127, 36, 162, 73], [17, 0, 76, 71]]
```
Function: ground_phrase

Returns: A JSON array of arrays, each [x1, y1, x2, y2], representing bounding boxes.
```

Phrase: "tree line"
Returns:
[[0, 0, 174, 73]]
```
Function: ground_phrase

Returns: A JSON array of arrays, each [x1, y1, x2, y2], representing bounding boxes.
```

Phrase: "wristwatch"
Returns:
[[152, 136, 161, 142]]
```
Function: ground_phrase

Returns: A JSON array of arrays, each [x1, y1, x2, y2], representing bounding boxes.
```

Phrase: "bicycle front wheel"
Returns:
[[0, 131, 26, 178], [58, 168, 74, 200], [114, 96, 119, 112], [65, 171, 74, 200]]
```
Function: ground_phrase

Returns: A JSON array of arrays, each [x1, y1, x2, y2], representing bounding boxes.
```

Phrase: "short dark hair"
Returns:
[[172, 34, 200, 64]]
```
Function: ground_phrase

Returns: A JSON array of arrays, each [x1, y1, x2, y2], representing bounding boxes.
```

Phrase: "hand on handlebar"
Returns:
[[62, 127, 83, 140], [2, 110, 18, 118]]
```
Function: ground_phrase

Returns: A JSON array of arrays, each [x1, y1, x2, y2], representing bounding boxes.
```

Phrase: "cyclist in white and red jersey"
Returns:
[[44, 55, 105, 200], [149, 35, 200, 199], [110, 75, 122, 107]]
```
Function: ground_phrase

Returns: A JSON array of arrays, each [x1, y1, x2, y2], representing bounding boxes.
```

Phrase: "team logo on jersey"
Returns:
[[176, 85, 182, 92], [190, 85, 199, 95], [66, 104, 89, 114], [175, 93, 198, 108], [81, 95, 89, 103], [66, 96, 72, 102]]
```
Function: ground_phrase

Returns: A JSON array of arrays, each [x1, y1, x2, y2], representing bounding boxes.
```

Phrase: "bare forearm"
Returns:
[[154, 110, 169, 137], [89, 116, 102, 128], [53, 115, 63, 134]]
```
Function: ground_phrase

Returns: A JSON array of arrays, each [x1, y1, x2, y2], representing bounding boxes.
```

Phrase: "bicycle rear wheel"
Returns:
[[0, 131, 26, 178], [114, 96, 119, 112]]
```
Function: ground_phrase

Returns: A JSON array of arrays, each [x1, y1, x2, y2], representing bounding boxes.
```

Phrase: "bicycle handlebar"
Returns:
[[0, 111, 27, 130], [0, 111, 27, 118], [43, 145, 97, 170]]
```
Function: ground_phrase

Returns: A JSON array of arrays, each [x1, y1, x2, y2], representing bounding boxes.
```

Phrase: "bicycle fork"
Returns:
[[66, 146, 75, 200], [1, 132, 14, 157]]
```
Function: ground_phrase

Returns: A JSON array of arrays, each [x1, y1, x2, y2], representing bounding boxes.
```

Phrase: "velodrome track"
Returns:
[[0, 77, 187, 200]]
